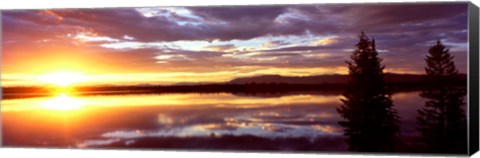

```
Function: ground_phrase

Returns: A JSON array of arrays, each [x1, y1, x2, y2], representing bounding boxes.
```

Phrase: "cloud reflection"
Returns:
[[2, 92, 425, 150]]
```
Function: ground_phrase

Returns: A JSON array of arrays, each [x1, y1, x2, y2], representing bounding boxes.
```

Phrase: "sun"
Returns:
[[38, 72, 88, 87]]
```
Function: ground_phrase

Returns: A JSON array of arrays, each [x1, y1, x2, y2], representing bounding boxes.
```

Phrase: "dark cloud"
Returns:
[[3, 3, 467, 42], [2, 3, 469, 73], [189, 6, 286, 22]]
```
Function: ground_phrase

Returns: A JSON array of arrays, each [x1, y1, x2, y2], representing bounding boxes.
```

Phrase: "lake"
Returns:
[[1, 91, 439, 152]]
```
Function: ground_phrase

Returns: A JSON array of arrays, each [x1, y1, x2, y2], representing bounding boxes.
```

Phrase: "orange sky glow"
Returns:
[[1, 5, 467, 87]]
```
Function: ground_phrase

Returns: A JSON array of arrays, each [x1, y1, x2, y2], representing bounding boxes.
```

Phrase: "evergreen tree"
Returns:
[[337, 31, 400, 152], [417, 39, 467, 153]]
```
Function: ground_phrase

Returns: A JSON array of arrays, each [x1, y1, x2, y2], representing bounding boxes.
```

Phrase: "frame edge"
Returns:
[[468, 1, 479, 156]]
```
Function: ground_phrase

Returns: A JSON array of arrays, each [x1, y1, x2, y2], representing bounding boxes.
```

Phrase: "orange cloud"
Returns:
[[308, 37, 338, 46]]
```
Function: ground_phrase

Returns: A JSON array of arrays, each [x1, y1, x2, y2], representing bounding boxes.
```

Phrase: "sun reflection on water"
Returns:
[[41, 94, 85, 111]]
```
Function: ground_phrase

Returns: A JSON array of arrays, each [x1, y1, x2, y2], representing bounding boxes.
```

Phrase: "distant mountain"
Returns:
[[173, 82, 221, 86], [228, 73, 467, 85], [229, 74, 348, 84]]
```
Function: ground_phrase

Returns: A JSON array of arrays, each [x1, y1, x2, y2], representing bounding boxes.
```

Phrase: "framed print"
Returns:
[[1, 1, 478, 156]]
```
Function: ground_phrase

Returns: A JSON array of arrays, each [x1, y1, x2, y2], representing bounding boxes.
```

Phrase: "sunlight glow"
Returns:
[[38, 72, 88, 87], [41, 94, 85, 111]]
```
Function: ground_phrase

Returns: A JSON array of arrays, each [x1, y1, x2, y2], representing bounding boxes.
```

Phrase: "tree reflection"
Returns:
[[416, 40, 467, 154], [337, 32, 400, 152]]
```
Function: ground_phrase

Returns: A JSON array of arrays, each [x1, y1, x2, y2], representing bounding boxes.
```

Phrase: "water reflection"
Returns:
[[417, 87, 467, 153], [42, 94, 85, 111], [1, 92, 435, 152], [337, 81, 400, 151], [2, 93, 340, 112]]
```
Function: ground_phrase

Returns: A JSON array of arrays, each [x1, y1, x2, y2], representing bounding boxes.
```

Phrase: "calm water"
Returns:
[[2, 92, 427, 151]]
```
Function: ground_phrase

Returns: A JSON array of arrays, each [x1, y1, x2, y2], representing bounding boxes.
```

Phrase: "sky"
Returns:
[[1, 2, 469, 86]]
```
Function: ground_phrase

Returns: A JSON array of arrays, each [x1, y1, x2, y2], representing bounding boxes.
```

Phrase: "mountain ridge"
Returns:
[[227, 73, 467, 85]]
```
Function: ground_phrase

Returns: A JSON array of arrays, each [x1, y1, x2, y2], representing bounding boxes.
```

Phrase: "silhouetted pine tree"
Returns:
[[337, 31, 400, 152], [417, 40, 467, 153]]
